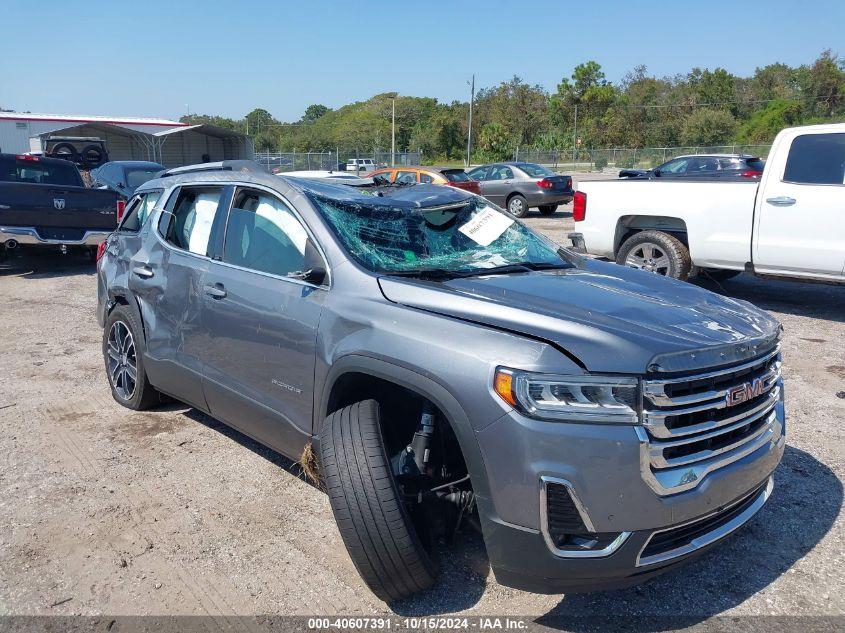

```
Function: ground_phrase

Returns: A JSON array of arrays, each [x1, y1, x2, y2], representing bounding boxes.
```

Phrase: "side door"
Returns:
[[753, 130, 845, 278], [199, 185, 328, 457], [467, 166, 490, 196], [482, 165, 514, 206], [130, 184, 229, 408]]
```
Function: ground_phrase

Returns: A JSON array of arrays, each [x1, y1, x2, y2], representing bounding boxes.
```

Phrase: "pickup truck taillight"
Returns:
[[95, 241, 107, 262], [116, 200, 126, 222], [573, 191, 586, 222], [537, 178, 554, 189]]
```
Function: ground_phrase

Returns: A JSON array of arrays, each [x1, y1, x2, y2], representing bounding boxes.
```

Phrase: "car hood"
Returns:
[[377, 258, 780, 374]]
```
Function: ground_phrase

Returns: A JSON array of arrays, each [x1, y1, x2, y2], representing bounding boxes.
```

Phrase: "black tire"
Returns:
[[506, 193, 529, 218], [616, 230, 692, 280], [103, 304, 161, 410], [538, 204, 558, 215], [319, 399, 437, 602], [80, 144, 105, 166], [49, 142, 78, 162], [701, 268, 742, 282]]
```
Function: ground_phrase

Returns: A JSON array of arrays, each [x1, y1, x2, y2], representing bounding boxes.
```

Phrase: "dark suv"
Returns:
[[619, 154, 766, 179], [97, 162, 784, 601]]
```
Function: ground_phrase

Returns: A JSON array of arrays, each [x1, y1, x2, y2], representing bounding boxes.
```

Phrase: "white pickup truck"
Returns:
[[570, 123, 845, 283]]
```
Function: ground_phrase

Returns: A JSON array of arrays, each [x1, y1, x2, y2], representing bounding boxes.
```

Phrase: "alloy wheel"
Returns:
[[624, 242, 671, 276], [107, 321, 137, 400], [509, 197, 525, 215]]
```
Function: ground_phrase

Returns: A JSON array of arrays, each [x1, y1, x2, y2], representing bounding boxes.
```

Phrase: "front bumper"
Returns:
[[1, 226, 110, 247], [483, 475, 775, 593], [474, 375, 785, 593]]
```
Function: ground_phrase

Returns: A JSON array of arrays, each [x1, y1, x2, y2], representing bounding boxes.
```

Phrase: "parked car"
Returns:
[[281, 170, 369, 182], [571, 123, 845, 283], [466, 162, 574, 217], [345, 158, 376, 173], [618, 154, 765, 180], [0, 153, 119, 257], [91, 161, 165, 199], [369, 165, 481, 194], [98, 161, 784, 600]]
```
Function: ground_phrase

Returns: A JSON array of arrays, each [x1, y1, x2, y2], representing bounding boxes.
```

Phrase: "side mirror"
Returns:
[[652, 169, 661, 177], [290, 238, 327, 286]]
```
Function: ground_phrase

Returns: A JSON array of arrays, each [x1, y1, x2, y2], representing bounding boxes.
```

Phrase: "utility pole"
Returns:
[[391, 97, 396, 167], [466, 74, 475, 167], [571, 103, 578, 165]]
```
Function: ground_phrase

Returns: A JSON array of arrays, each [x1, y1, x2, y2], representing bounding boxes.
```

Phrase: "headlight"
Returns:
[[494, 368, 639, 424]]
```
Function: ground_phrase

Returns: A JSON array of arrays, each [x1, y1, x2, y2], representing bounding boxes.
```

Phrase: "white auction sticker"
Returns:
[[458, 208, 514, 246]]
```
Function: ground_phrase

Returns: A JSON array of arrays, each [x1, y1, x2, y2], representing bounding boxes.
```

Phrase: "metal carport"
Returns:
[[152, 124, 254, 168]]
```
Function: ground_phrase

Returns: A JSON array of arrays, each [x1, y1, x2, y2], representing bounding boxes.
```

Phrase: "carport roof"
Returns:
[[153, 124, 247, 139], [32, 121, 154, 138]]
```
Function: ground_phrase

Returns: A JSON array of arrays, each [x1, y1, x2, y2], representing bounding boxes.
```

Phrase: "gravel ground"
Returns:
[[0, 207, 843, 626]]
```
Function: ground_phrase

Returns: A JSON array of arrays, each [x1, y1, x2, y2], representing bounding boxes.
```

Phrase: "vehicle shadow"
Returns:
[[181, 404, 491, 613], [0, 251, 96, 279], [694, 274, 845, 323], [181, 406, 321, 491], [535, 445, 841, 630]]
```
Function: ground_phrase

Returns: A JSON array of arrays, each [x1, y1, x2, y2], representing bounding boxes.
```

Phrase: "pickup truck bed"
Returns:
[[0, 154, 118, 249]]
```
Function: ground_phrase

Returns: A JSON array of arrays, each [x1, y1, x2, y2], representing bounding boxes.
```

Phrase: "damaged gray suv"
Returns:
[[97, 161, 785, 600]]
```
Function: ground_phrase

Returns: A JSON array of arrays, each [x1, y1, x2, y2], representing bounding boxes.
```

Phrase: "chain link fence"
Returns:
[[253, 150, 422, 172], [512, 145, 772, 171]]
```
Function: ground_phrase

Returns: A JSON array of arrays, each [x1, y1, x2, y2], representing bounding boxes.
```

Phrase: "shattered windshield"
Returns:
[[311, 195, 571, 275]]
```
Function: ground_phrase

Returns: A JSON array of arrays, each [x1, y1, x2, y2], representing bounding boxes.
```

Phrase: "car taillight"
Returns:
[[15, 154, 40, 162], [96, 241, 107, 262], [740, 170, 761, 178], [537, 178, 554, 189], [573, 191, 586, 222], [116, 199, 126, 221]]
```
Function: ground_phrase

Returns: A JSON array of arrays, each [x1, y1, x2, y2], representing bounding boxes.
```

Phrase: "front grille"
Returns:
[[639, 347, 783, 495], [637, 477, 772, 566]]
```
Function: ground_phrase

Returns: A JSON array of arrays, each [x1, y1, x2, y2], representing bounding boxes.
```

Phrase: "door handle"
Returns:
[[204, 283, 227, 299], [132, 265, 154, 279], [766, 196, 796, 206]]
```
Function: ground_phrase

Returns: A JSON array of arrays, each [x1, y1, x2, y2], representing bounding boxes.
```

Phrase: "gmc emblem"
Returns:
[[726, 378, 765, 407]]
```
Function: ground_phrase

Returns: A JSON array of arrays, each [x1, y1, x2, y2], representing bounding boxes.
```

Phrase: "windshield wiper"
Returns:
[[457, 261, 571, 278], [383, 268, 465, 280]]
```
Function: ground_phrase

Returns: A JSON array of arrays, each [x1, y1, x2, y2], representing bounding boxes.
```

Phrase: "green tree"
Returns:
[[478, 123, 513, 161], [681, 108, 737, 145], [301, 104, 330, 123]]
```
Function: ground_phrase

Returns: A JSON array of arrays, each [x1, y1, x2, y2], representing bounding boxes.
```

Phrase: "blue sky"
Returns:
[[1, 1, 842, 121]]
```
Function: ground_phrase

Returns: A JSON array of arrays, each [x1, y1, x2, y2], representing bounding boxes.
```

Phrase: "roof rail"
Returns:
[[159, 160, 266, 178]]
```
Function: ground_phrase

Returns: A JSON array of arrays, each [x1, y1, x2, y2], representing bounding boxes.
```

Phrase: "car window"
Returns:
[[488, 166, 514, 180], [125, 167, 162, 189], [372, 170, 394, 183], [395, 171, 417, 184], [467, 166, 489, 181], [659, 158, 690, 174], [747, 158, 766, 172], [161, 186, 223, 256], [442, 169, 470, 182], [120, 190, 162, 232], [515, 163, 554, 177], [688, 157, 719, 173], [419, 172, 434, 184], [223, 188, 309, 278], [783, 133, 845, 185], [0, 157, 82, 186], [717, 158, 744, 171]]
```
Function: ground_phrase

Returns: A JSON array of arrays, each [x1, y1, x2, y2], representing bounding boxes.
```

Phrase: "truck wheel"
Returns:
[[617, 230, 691, 280], [507, 194, 528, 218], [103, 304, 161, 410], [701, 268, 742, 281], [50, 142, 78, 162], [319, 399, 437, 602], [538, 204, 558, 215], [80, 144, 105, 166]]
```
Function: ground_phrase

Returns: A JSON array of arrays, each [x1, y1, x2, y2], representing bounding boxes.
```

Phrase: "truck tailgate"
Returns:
[[0, 182, 119, 235]]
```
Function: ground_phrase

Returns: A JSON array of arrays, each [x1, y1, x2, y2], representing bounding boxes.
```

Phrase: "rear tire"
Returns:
[[538, 204, 558, 215], [616, 230, 691, 280], [319, 399, 437, 602], [507, 194, 528, 218], [49, 142, 78, 163], [103, 304, 161, 410]]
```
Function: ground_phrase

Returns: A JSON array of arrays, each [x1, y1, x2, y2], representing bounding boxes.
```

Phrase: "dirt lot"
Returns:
[[0, 211, 843, 624]]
